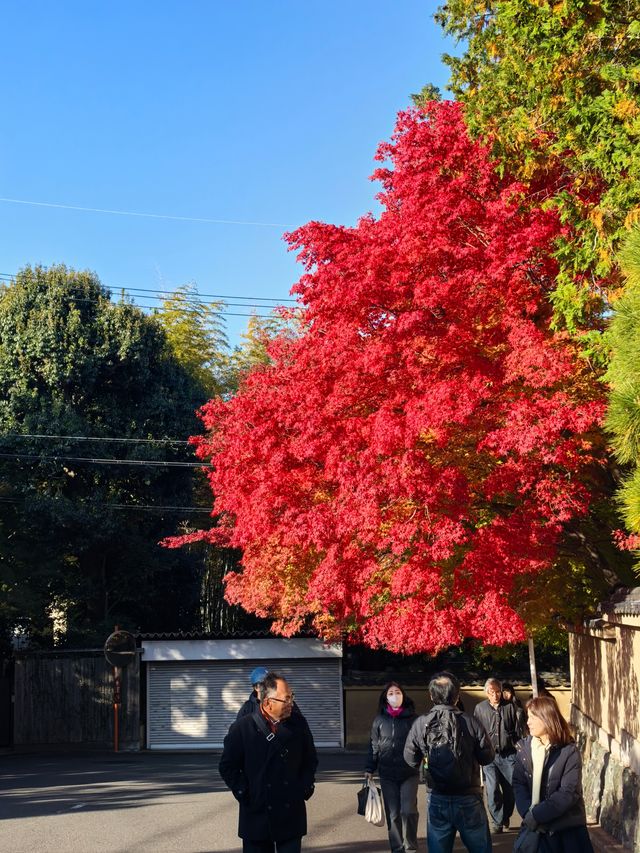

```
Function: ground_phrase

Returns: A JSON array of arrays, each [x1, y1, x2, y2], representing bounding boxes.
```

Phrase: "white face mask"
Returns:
[[387, 691, 403, 708]]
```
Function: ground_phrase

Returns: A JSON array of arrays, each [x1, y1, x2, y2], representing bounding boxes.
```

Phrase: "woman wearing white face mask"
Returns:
[[365, 681, 420, 853]]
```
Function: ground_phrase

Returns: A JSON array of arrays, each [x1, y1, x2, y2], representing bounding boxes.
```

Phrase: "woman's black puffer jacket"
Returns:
[[366, 704, 419, 782]]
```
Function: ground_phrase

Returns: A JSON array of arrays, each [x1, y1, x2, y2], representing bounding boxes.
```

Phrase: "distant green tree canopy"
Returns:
[[228, 312, 302, 390], [155, 282, 231, 397], [436, 0, 640, 337], [0, 265, 209, 650]]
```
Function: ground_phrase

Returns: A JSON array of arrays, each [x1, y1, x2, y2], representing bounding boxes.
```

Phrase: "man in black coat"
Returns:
[[219, 672, 318, 853], [236, 666, 269, 721], [473, 677, 526, 834]]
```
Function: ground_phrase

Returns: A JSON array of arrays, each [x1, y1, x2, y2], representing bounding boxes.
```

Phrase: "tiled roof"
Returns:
[[599, 587, 640, 617], [136, 629, 319, 641]]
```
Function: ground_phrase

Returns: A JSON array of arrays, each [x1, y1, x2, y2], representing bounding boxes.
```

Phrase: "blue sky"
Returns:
[[1, 1, 456, 344]]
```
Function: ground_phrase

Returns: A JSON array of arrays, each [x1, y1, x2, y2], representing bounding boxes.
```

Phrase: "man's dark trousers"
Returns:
[[242, 839, 301, 853], [482, 752, 516, 829]]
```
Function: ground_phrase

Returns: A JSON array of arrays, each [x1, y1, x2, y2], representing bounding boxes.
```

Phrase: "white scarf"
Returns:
[[531, 736, 550, 806]]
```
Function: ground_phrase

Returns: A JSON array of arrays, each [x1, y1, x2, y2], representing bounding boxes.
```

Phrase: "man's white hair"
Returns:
[[484, 677, 502, 692]]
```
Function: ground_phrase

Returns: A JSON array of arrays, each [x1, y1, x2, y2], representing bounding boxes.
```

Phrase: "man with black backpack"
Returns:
[[404, 672, 494, 853]]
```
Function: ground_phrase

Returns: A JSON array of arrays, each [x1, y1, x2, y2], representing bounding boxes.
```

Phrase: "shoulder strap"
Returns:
[[252, 711, 277, 742]]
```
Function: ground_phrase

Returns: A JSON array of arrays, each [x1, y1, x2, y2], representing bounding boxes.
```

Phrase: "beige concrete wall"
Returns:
[[344, 684, 570, 749], [568, 604, 640, 850], [570, 619, 640, 746]]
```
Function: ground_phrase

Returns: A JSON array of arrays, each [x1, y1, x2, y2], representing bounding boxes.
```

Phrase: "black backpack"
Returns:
[[422, 708, 473, 792]]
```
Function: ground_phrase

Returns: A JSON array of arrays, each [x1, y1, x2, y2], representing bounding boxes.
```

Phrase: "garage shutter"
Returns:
[[147, 659, 342, 749]]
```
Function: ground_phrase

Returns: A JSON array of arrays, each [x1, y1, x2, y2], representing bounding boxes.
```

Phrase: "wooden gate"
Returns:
[[13, 650, 140, 749]]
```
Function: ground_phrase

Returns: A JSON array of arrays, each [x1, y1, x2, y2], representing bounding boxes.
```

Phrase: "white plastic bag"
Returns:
[[364, 779, 386, 827]]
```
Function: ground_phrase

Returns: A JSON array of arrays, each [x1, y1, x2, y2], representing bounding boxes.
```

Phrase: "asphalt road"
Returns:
[[0, 750, 523, 853]]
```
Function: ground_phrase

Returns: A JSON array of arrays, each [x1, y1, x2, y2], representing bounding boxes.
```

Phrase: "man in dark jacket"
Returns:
[[219, 672, 318, 853], [236, 666, 269, 720], [473, 677, 526, 834], [404, 672, 494, 853]]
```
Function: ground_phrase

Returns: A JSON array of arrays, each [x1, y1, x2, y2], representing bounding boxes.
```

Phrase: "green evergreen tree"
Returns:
[[0, 265, 208, 650], [606, 227, 640, 558]]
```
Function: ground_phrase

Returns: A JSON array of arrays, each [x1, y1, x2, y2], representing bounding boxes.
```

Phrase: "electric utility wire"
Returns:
[[0, 288, 299, 319], [118, 285, 297, 303], [0, 452, 211, 468], [132, 295, 297, 310], [0, 276, 300, 310], [5, 290, 295, 311], [0, 273, 299, 304], [0, 286, 285, 319], [2, 433, 191, 445], [0, 197, 291, 228], [0, 497, 212, 513], [125, 295, 300, 313]]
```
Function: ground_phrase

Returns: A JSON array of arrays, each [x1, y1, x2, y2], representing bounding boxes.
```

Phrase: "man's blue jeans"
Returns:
[[427, 792, 491, 853], [482, 752, 516, 829]]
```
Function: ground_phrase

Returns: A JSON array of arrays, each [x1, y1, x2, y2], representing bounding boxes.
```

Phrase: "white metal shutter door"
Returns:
[[147, 662, 249, 748], [146, 658, 343, 749], [271, 659, 343, 747]]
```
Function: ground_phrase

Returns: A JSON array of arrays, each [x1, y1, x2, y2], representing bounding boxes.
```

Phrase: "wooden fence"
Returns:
[[13, 650, 140, 749], [0, 659, 12, 746]]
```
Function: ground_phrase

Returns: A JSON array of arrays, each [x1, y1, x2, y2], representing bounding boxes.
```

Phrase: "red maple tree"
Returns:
[[169, 102, 605, 654]]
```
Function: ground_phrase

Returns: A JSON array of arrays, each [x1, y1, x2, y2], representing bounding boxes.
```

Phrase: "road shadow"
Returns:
[[0, 752, 227, 819]]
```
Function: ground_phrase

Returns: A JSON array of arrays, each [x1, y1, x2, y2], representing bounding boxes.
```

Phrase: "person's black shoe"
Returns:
[[490, 824, 504, 834]]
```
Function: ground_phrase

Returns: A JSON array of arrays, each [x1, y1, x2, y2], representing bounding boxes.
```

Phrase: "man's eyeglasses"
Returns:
[[267, 694, 295, 704]]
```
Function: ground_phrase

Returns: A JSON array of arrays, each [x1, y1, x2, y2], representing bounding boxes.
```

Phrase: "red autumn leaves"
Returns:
[[170, 102, 605, 653]]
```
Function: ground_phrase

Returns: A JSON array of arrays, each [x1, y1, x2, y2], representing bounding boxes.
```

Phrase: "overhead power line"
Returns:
[[0, 197, 290, 228], [0, 452, 211, 468], [0, 289, 286, 320], [0, 497, 212, 513], [0, 274, 302, 319], [0, 272, 299, 304], [119, 285, 297, 303], [106, 504, 211, 513], [2, 433, 191, 445]]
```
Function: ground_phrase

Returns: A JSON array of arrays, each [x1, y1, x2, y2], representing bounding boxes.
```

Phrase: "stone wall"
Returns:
[[569, 588, 640, 852], [344, 684, 571, 749]]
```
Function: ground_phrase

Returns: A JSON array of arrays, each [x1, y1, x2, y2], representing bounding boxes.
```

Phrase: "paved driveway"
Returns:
[[0, 750, 528, 852]]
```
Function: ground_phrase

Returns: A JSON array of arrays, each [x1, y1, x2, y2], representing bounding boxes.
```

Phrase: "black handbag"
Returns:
[[513, 825, 540, 853], [357, 781, 369, 816]]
